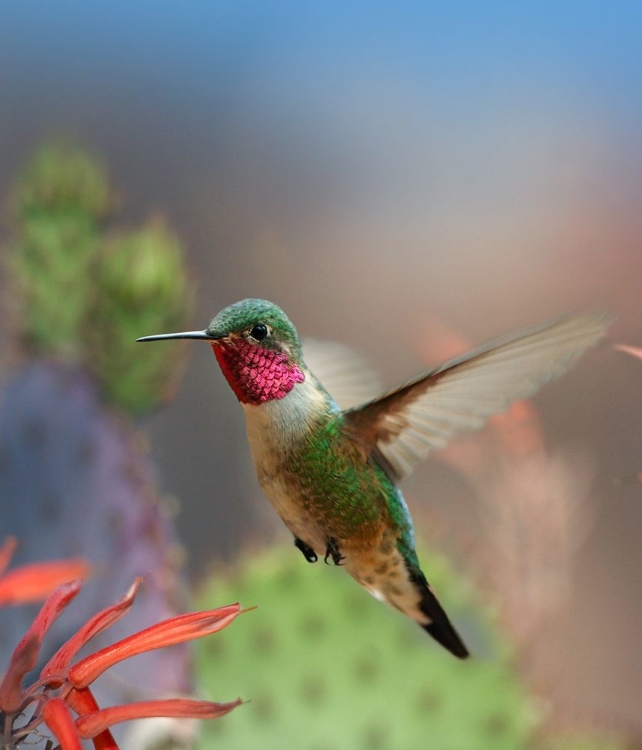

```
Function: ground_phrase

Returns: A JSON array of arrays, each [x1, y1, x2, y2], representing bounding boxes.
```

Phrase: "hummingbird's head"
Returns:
[[138, 298, 306, 405], [205, 298, 302, 354]]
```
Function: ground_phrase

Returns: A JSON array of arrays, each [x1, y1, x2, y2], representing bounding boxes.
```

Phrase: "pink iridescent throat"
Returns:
[[212, 339, 305, 405]]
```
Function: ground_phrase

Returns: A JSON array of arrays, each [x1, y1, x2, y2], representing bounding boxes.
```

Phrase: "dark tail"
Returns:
[[410, 570, 470, 659]]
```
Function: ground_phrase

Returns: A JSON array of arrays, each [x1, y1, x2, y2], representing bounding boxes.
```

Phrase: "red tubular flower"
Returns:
[[69, 603, 242, 689], [42, 697, 84, 750], [66, 687, 119, 750], [0, 580, 82, 712], [0, 536, 18, 576], [76, 697, 243, 738], [41, 577, 143, 682], [0, 558, 91, 606], [1, 558, 246, 749]]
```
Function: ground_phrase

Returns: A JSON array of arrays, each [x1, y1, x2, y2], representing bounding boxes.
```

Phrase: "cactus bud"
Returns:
[[10, 144, 111, 355], [14, 142, 111, 219], [84, 219, 193, 413]]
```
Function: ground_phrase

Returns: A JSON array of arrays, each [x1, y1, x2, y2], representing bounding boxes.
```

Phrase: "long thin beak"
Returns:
[[136, 330, 226, 342]]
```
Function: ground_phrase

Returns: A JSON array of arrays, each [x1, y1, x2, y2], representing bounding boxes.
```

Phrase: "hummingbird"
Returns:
[[138, 300, 610, 658]]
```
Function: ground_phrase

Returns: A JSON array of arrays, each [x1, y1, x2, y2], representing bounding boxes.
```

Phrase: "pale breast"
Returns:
[[242, 376, 334, 549]]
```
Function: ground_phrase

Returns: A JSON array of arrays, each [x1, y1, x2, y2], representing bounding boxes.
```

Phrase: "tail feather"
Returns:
[[410, 570, 470, 659]]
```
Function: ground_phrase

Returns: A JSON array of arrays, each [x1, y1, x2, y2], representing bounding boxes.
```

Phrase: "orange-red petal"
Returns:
[[0, 558, 90, 606], [616, 343, 642, 361], [0, 536, 18, 577], [75, 697, 243, 738], [42, 697, 84, 750], [69, 603, 241, 689], [0, 580, 82, 712], [66, 687, 119, 750], [42, 577, 142, 681], [66, 685, 102, 714]]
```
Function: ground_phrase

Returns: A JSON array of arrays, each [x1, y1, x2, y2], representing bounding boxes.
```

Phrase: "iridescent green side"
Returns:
[[286, 414, 413, 550]]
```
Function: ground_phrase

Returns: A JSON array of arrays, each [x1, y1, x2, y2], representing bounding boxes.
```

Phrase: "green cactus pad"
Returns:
[[84, 219, 193, 413], [10, 144, 110, 355], [8, 143, 194, 413], [13, 141, 111, 219], [542, 736, 629, 750], [196, 545, 540, 750]]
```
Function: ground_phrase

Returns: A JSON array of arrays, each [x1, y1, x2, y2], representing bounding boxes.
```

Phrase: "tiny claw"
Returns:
[[294, 538, 318, 563], [324, 538, 345, 566]]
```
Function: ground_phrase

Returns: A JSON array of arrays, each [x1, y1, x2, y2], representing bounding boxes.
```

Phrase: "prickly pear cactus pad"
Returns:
[[84, 219, 193, 413], [8, 142, 193, 414], [9, 143, 111, 356], [543, 740, 629, 750], [0, 362, 190, 705], [196, 546, 539, 750]]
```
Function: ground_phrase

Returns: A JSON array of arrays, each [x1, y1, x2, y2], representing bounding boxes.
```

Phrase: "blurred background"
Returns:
[[1, 1, 641, 746]]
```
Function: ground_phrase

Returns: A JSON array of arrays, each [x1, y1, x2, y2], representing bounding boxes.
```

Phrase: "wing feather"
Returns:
[[343, 312, 611, 481], [302, 339, 382, 409]]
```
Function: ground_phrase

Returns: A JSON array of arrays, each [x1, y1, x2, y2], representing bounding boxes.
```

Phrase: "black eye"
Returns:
[[250, 323, 269, 341]]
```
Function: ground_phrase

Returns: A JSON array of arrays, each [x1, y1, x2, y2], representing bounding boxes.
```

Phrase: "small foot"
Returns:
[[324, 537, 345, 566], [294, 537, 318, 563]]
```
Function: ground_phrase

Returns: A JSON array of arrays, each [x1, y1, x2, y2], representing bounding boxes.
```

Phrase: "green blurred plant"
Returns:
[[85, 220, 192, 412], [196, 545, 632, 750], [196, 545, 539, 750], [8, 141, 193, 413], [10, 144, 110, 357], [550, 741, 628, 750]]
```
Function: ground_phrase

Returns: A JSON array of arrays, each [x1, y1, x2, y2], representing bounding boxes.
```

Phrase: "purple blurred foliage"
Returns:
[[0, 361, 191, 710]]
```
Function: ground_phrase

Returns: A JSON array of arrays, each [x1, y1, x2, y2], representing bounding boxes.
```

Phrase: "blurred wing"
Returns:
[[343, 313, 612, 481], [302, 339, 382, 410]]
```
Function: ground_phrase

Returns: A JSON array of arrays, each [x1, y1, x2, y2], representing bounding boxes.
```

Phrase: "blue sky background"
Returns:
[[2, 1, 641, 260]]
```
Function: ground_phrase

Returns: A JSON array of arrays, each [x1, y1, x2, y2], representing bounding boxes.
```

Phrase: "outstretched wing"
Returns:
[[302, 339, 382, 410], [343, 313, 611, 481]]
